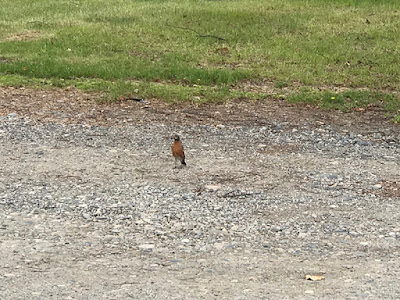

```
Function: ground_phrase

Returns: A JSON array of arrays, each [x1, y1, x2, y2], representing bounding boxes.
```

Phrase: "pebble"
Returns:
[[138, 244, 155, 250], [372, 184, 382, 190], [271, 226, 281, 232], [82, 213, 91, 220], [357, 140, 370, 146], [205, 185, 221, 191]]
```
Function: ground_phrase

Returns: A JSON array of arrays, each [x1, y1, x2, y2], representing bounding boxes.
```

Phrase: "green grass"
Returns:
[[287, 89, 400, 112], [392, 115, 400, 124], [0, 0, 399, 112]]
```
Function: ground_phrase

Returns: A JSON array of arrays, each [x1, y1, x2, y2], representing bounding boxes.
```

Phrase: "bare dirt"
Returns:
[[0, 86, 397, 131], [1, 86, 399, 299]]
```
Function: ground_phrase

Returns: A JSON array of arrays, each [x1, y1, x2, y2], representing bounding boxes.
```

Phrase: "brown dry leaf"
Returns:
[[305, 275, 325, 281]]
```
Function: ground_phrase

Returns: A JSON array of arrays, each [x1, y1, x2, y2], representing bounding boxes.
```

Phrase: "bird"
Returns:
[[171, 134, 186, 168]]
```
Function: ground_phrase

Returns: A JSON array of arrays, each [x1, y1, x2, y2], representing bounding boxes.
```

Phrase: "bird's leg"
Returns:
[[179, 159, 185, 168]]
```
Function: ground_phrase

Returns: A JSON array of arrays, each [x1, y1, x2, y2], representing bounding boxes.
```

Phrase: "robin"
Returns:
[[171, 134, 186, 168]]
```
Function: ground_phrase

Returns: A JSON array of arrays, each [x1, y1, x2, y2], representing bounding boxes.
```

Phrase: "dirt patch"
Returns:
[[0, 86, 398, 136], [4, 30, 52, 41], [378, 180, 400, 198], [237, 79, 400, 98]]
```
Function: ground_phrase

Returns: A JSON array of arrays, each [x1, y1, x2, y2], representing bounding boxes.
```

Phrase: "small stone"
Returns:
[[199, 245, 211, 252], [271, 226, 281, 232], [138, 244, 155, 250], [31, 208, 40, 215], [357, 140, 369, 146], [230, 225, 239, 231], [304, 290, 314, 294], [150, 264, 158, 267], [372, 184, 382, 190], [205, 184, 221, 191]]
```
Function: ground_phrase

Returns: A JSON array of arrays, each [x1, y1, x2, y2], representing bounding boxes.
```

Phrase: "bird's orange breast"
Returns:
[[172, 141, 184, 158]]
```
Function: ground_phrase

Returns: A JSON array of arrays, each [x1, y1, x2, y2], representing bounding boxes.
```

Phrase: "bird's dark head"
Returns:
[[172, 134, 180, 141]]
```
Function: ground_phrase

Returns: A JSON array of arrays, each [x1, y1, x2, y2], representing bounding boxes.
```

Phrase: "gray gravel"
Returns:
[[1, 113, 400, 299]]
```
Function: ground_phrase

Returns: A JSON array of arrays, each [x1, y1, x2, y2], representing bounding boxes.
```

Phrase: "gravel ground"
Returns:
[[1, 88, 400, 299]]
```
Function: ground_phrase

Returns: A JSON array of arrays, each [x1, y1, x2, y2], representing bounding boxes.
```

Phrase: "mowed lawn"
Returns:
[[0, 0, 399, 116]]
